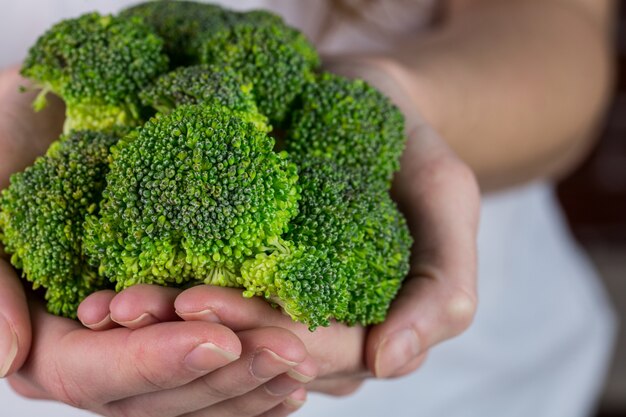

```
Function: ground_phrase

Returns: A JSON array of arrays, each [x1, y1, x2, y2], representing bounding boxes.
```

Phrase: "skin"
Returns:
[[0, 0, 614, 415]]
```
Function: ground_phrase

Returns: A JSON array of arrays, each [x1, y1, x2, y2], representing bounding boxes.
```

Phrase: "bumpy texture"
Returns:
[[199, 10, 319, 124], [21, 12, 168, 132], [139, 64, 267, 127], [120, 0, 232, 66], [240, 159, 412, 329], [0, 131, 120, 317], [287, 73, 406, 186], [84, 104, 299, 290]]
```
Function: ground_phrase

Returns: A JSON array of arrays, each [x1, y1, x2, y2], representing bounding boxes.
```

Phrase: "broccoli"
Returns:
[[21, 12, 168, 132], [121, 0, 232, 67], [287, 73, 406, 186], [199, 9, 319, 124], [83, 104, 299, 290], [6, 6, 412, 328], [0, 130, 120, 318], [240, 159, 412, 329], [139, 64, 267, 128]]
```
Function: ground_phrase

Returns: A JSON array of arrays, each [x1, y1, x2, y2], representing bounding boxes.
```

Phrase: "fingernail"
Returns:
[[112, 312, 156, 327], [251, 348, 298, 380], [185, 342, 239, 372], [176, 308, 221, 323], [264, 376, 302, 396], [284, 396, 306, 409], [0, 315, 18, 378], [287, 368, 315, 383], [374, 328, 420, 378], [82, 313, 113, 330]]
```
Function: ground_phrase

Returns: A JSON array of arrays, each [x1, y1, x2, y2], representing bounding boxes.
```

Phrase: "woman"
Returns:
[[0, 1, 617, 416]]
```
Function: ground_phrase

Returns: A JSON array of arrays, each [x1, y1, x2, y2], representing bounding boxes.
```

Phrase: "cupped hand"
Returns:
[[9, 297, 317, 417]]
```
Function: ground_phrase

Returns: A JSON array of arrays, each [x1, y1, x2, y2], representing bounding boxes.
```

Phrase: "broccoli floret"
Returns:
[[240, 159, 412, 329], [139, 64, 267, 128], [121, 0, 232, 66], [287, 73, 406, 186], [21, 12, 168, 132], [0, 130, 120, 318], [199, 10, 319, 124], [83, 104, 299, 290]]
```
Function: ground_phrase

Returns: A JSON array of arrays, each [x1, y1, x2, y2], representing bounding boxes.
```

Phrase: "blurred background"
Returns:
[[557, 4, 626, 416]]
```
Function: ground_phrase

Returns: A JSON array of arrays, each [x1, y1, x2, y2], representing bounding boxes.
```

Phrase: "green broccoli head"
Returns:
[[240, 159, 412, 329], [83, 104, 300, 290], [120, 0, 232, 66], [199, 10, 319, 124], [0, 130, 120, 318], [287, 73, 406, 186], [139, 64, 267, 128], [21, 12, 169, 132]]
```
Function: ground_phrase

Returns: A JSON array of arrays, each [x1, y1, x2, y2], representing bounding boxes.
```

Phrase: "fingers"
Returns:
[[77, 290, 117, 330], [175, 285, 367, 377], [367, 128, 480, 378], [78, 285, 182, 330], [107, 327, 316, 417], [108, 285, 181, 328], [0, 260, 32, 378], [18, 303, 241, 409]]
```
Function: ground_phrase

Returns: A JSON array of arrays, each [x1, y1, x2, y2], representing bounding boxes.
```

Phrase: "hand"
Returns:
[[9, 298, 318, 417]]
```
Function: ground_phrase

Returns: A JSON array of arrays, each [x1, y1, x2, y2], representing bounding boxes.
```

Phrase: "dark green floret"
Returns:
[[0, 130, 120, 318], [240, 159, 412, 329], [21, 12, 169, 132], [84, 104, 299, 290], [199, 10, 319, 124], [287, 73, 406, 186], [139, 64, 266, 127], [121, 0, 232, 66]]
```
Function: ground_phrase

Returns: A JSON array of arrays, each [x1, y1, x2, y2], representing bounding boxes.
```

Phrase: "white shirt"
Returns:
[[0, 2, 616, 416]]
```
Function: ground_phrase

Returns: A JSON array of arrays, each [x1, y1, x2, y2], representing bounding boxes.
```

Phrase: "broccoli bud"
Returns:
[[199, 10, 319, 125], [0, 130, 121, 317], [84, 104, 299, 290], [139, 64, 267, 129], [241, 159, 412, 330], [121, 0, 232, 66], [21, 12, 169, 132], [287, 73, 406, 186]]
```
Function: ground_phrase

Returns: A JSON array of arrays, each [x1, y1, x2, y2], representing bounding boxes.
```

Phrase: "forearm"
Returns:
[[0, 66, 64, 188], [378, 0, 615, 190]]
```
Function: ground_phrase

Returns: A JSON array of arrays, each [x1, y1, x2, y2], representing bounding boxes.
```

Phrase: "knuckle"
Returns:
[[198, 376, 237, 400]]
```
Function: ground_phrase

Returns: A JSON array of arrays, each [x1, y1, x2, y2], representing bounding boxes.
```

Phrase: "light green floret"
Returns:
[[139, 64, 268, 129], [120, 0, 234, 66], [21, 12, 168, 132], [240, 159, 412, 330], [83, 104, 300, 290], [0, 130, 121, 318], [287, 73, 406, 186], [199, 10, 319, 124]]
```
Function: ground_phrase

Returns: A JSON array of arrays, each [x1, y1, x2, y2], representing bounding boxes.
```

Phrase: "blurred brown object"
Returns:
[[557, 4, 626, 415]]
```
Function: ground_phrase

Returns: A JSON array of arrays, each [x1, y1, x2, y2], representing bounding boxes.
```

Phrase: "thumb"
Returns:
[[0, 260, 32, 378]]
